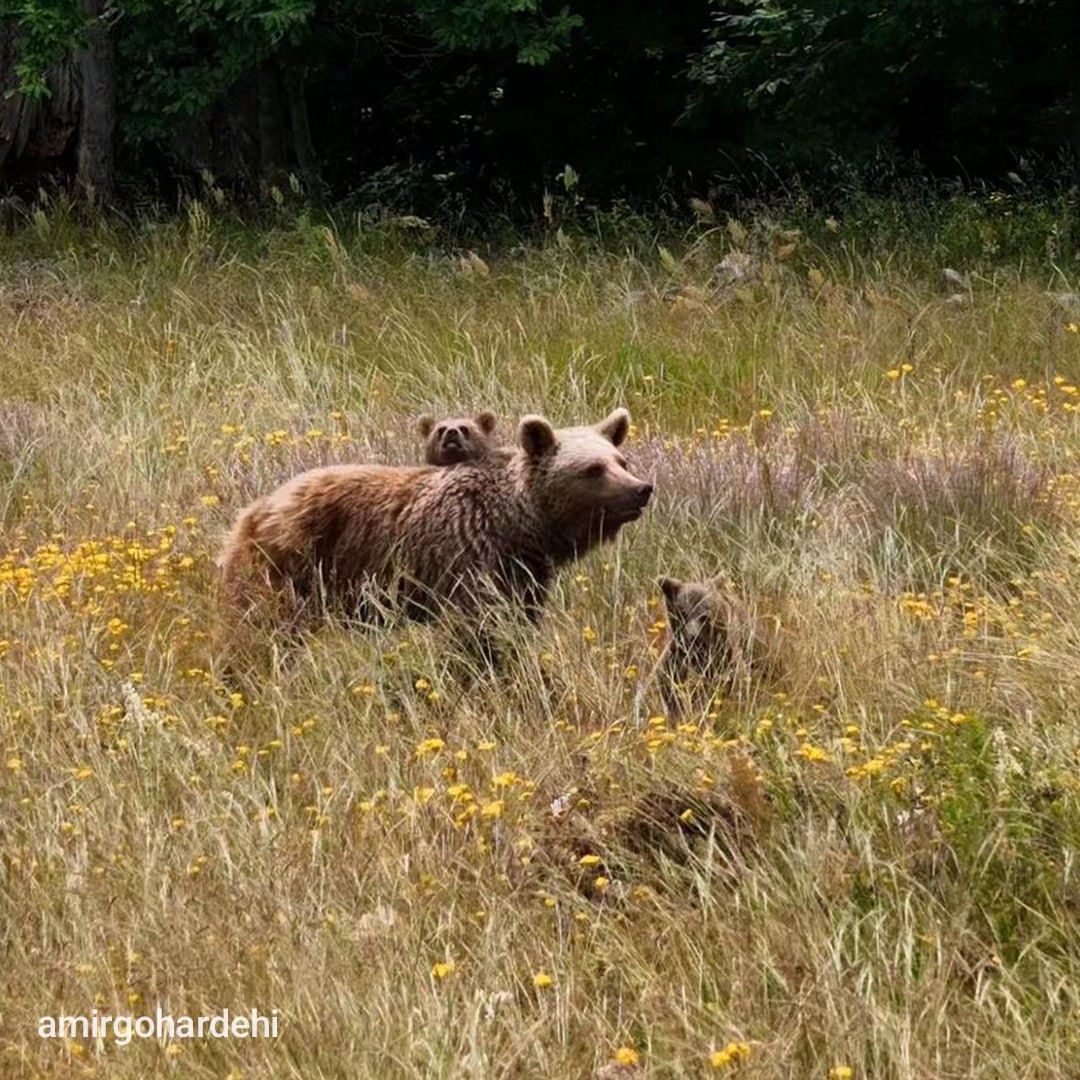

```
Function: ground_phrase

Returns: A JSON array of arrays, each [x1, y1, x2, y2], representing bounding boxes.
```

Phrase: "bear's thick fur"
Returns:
[[217, 409, 652, 640], [417, 411, 498, 465]]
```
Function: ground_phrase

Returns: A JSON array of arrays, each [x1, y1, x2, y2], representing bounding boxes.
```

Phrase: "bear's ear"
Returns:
[[475, 410, 497, 435], [658, 576, 683, 607], [518, 415, 558, 458], [596, 407, 630, 446], [417, 414, 436, 438]]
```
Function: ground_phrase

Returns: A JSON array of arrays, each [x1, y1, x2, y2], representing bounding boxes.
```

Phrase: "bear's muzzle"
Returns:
[[606, 481, 654, 527]]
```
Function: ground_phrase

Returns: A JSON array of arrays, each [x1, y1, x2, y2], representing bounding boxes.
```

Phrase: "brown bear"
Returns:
[[655, 574, 782, 713], [217, 408, 652, 650], [417, 411, 499, 466]]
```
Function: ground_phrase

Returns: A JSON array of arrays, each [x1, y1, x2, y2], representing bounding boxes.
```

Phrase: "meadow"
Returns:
[[1, 190, 1079, 1078]]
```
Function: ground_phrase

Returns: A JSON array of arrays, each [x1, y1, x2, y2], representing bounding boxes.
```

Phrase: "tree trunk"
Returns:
[[1070, 68, 1080, 261], [0, 22, 19, 174], [257, 63, 286, 181], [76, 0, 115, 202], [282, 68, 322, 201]]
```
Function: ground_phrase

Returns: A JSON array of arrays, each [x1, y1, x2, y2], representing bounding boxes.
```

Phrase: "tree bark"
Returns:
[[0, 22, 19, 174], [1070, 57, 1080, 260], [257, 63, 286, 180], [282, 67, 323, 200], [76, 0, 115, 202]]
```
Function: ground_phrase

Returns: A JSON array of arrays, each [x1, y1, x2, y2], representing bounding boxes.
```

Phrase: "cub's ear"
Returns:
[[417, 414, 436, 438], [658, 576, 683, 607], [518, 415, 558, 458], [475, 410, 497, 435], [596, 407, 630, 446]]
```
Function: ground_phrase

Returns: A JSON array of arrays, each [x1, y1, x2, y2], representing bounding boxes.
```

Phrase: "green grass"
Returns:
[[1, 193, 1079, 1078]]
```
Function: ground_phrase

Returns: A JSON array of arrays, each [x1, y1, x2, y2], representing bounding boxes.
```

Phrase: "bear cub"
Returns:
[[418, 411, 498, 465], [656, 574, 781, 712]]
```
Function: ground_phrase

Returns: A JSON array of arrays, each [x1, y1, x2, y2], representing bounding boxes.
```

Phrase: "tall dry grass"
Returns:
[[1, 195, 1079, 1078]]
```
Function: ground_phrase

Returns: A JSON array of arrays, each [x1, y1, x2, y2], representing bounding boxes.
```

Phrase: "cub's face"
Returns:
[[659, 576, 733, 660], [517, 408, 653, 551], [657, 575, 780, 712], [418, 411, 498, 466]]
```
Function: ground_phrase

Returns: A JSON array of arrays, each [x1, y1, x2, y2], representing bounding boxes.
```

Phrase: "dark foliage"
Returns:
[[1, 0, 1077, 212]]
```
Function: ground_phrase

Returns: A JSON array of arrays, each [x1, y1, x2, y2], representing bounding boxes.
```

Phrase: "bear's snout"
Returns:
[[609, 478, 653, 526]]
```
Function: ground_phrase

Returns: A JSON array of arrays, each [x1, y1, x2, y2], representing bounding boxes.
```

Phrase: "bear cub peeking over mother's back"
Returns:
[[216, 408, 653, 640], [418, 411, 498, 465]]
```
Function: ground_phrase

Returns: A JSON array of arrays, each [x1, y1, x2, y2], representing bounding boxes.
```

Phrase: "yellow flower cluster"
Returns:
[[975, 370, 1079, 422], [710, 1041, 751, 1069], [0, 527, 199, 606]]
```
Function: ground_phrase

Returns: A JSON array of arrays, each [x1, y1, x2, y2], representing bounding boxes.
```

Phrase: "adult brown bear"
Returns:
[[216, 409, 652, 648]]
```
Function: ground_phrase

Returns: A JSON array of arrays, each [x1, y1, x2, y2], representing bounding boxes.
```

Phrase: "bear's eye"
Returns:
[[615, 456, 627, 470], [585, 463, 606, 479]]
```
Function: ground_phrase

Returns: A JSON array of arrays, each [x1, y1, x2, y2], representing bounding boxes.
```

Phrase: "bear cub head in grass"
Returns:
[[657, 573, 781, 711]]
